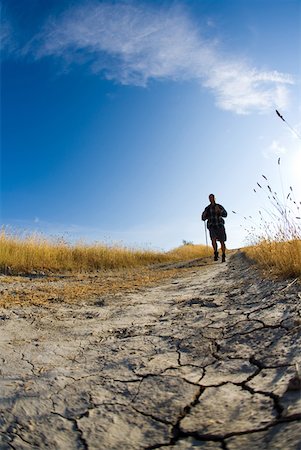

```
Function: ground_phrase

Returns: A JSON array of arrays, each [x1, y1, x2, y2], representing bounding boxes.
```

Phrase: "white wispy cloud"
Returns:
[[6, 1, 295, 114], [0, 5, 16, 55], [0, 20, 11, 50], [263, 139, 287, 159]]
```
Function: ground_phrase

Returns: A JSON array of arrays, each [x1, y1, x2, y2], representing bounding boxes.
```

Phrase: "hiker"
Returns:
[[202, 194, 227, 262]]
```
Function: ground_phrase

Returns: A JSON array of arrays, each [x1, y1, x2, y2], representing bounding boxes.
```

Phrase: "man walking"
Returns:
[[202, 194, 227, 262]]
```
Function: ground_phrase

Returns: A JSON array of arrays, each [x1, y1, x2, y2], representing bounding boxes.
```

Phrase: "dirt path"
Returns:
[[0, 252, 300, 449]]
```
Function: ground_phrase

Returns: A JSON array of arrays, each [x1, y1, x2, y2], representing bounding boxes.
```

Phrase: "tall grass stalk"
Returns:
[[243, 166, 301, 278]]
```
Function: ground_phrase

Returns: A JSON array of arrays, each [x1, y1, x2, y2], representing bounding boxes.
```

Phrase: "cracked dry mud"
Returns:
[[0, 252, 300, 449]]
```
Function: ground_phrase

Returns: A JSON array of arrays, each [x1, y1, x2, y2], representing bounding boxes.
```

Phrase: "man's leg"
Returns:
[[211, 237, 218, 260], [221, 241, 226, 262]]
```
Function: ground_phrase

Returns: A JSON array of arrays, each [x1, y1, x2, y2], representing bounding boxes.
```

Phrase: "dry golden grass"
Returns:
[[244, 239, 301, 278], [166, 243, 212, 261], [0, 230, 212, 306], [242, 168, 301, 279], [0, 229, 211, 274]]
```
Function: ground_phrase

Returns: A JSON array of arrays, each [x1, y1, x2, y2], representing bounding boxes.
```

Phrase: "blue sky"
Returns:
[[1, 0, 300, 250]]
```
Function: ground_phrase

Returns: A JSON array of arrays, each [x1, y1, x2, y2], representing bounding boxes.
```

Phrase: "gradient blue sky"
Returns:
[[1, 0, 300, 250]]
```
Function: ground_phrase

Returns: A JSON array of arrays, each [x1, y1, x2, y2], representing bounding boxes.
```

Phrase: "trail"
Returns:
[[0, 252, 300, 449]]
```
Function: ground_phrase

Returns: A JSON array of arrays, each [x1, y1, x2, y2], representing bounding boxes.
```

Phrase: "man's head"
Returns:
[[209, 194, 215, 204]]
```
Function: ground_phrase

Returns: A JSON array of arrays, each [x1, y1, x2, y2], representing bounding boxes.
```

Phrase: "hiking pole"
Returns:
[[204, 221, 208, 247], [276, 110, 301, 140]]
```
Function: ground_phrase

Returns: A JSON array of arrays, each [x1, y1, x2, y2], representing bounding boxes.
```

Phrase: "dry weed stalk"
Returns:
[[243, 162, 301, 278]]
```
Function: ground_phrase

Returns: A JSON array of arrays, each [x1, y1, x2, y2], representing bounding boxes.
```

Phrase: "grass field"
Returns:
[[0, 229, 211, 274], [0, 230, 213, 306]]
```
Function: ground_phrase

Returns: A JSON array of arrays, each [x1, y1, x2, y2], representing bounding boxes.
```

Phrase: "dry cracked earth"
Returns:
[[0, 252, 300, 449]]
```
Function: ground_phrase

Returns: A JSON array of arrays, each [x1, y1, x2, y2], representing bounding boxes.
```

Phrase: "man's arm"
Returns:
[[218, 204, 227, 217], [201, 208, 208, 221]]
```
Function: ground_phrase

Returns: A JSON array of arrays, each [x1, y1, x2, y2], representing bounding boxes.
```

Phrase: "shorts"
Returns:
[[209, 225, 227, 242]]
